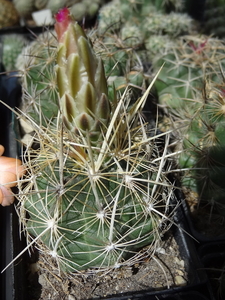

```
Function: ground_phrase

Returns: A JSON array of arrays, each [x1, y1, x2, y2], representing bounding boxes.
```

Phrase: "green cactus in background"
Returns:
[[152, 33, 225, 216], [96, 0, 194, 99], [153, 35, 225, 111], [69, 0, 104, 21], [16, 30, 59, 130], [45, 0, 67, 14], [142, 11, 193, 38], [98, 0, 193, 37], [1, 34, 27, 72], [145, 35, 173, 59], [92, 32, 147, 101], [17, 8, 176, 273], [179, 75, 225, 215]]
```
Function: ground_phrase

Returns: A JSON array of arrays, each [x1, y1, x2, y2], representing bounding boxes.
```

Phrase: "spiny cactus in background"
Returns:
[[0, 0, 20, 28], [151, 35, 225, 216], [97, 0, 193, 36], [69, 0, 104, 22], [96, 0, 193, 102], [97, 0, 194, 97], [179, 74, 225, 216], [142, 11, 193, 38], [16, 30, 59, 132], [145, 35, 173, 60], [16, 8, 176, 273], [45, 0, 67, 14], [92, 32, 147, 101], [1, 34, 27, 72], [152, 35, 225, 112]]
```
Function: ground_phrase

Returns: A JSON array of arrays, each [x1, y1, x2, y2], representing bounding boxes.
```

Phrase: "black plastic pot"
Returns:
[[198, 242, 225, 300], [178, 188, 225, 244], [103, 290, 211, 300]]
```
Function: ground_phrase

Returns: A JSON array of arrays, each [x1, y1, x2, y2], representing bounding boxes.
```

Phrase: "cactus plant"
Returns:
[[153, 35, 225, 111], [45, 0, 67, 14], [96, 0, 194, 100], [16, 30, 59, 130], [98, 0, 193, 37], [15, 8, 176, 274], [1, 34, 27, 72], [151, 34, 225, 217], [179, 74, 225, 215], [69, 0, 103, 21]]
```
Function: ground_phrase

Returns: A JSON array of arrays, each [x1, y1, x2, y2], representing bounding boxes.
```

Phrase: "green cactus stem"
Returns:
[[16, 8, 176, 274], [179, 75, 225, 215]]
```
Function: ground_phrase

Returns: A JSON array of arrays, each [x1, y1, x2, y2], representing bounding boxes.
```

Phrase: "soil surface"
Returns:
[[27, 231, 187, 300]]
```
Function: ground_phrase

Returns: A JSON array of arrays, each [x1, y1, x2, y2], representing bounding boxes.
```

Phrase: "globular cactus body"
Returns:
[[17, 8, 174, 273], [16, 31, 59, 127], [2, 34, 27, 72], [180, 77, 225, 215], [152, 35, 225, 216], [153, 36, 225, 110]]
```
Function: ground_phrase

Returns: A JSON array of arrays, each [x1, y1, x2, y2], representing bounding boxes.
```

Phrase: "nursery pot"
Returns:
[[198, 241, 225, 300], [178, 188, 225, 244]]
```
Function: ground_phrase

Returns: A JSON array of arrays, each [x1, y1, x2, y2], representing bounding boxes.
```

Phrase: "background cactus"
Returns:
[[92, 31, 147, 102], [179, 75, 225, 215], [96, 0, 195, 100], [152, 35, 225, 111], [1, 34, 27, 72], [45, 0, 67, 14], [69, 0, 104, 21], [151, 33, 225, 217], [16, 8, 176, 274], [97, 0, 194, 37], [16, 30, 59, 131]]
